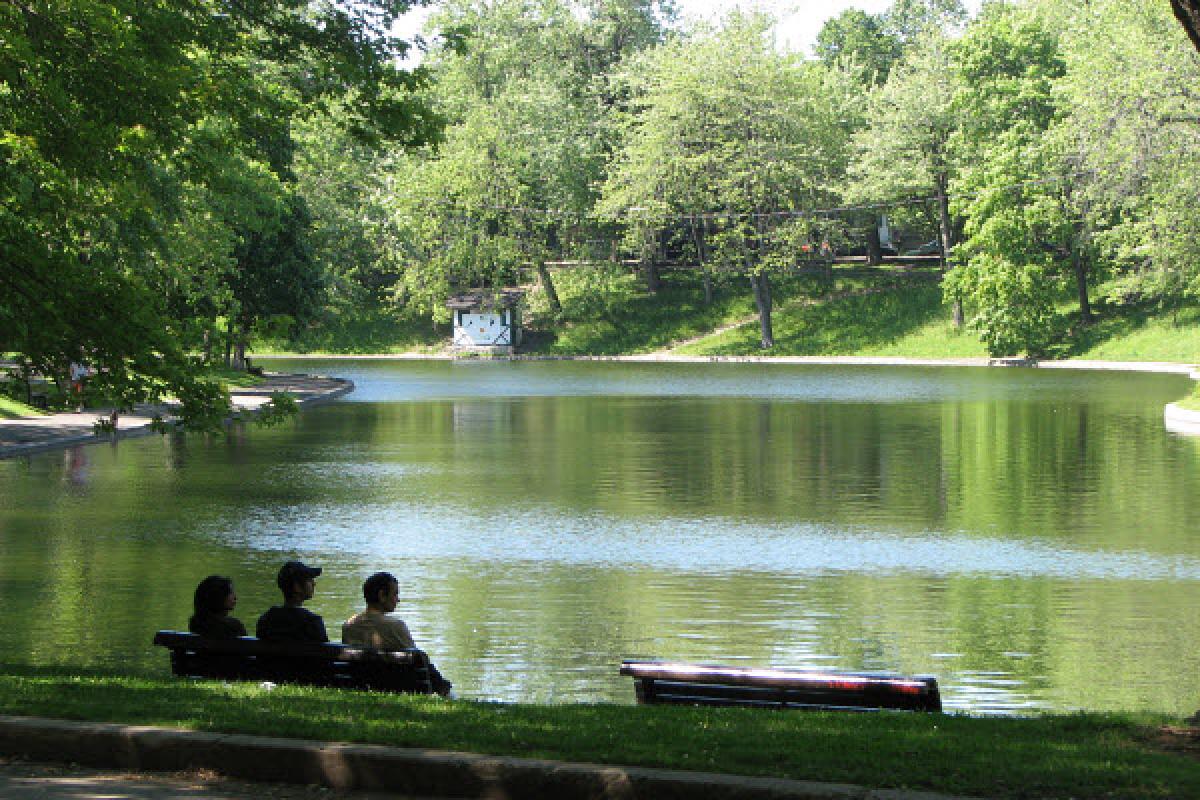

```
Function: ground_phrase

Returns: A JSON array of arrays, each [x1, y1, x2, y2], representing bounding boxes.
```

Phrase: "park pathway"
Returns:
[[0, 757, 425, 799], [0, 372, 353, 459]]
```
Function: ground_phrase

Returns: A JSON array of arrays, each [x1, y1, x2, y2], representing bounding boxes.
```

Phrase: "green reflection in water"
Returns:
[[0, 362, 1197, 714]]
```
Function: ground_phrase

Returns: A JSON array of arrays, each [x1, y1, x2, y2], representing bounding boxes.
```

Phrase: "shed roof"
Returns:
[[446, 289, 524, 311]]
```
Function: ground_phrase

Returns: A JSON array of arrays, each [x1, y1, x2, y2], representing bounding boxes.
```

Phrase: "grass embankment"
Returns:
[[254, 306, 445, 355], [0, 396, 46, 419], [1177, 384, 1200, 411], [0, 668, 1196, 799], [205, 366, 267, 388], [256, 269, 1200, 365]]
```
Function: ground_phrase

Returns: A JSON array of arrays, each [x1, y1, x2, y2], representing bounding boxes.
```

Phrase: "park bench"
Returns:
[[153, 631, 435, 694], [620, 661, 941, 713]]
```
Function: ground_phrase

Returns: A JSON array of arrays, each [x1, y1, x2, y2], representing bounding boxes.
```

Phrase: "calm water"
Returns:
[[2, 360, 1198, 714]]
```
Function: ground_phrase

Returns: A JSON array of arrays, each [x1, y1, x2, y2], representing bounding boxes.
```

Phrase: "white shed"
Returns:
[[447, 290, 524, 355]]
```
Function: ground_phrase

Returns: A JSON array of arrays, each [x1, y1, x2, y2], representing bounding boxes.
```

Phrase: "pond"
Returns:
[[1, 360, 1198, 715]]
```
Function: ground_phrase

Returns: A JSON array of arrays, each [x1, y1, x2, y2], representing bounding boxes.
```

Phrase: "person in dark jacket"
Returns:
[[255, 561, 329, 642], [188, 575, 248, 639]]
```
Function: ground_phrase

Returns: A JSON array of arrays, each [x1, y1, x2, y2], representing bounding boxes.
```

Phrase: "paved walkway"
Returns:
[[0, 373, 353, 459], [0, 716, 978, 800], [0, 757, 425, 799]]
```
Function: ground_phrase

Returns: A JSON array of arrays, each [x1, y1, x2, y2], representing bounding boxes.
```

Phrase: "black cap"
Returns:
[[277, 560, 322, 591]]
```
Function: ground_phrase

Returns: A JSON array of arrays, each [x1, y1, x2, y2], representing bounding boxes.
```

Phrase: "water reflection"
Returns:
[[0, 361, 1197, 714]]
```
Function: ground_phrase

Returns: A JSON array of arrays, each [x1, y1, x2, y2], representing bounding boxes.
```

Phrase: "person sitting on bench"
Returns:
[[256, 561, 329, 642], [188, 575, 247, 639], [343, 571, 452, 696]]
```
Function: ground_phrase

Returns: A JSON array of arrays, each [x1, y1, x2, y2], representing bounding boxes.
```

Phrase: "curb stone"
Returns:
[[0, 716, 984, 800]]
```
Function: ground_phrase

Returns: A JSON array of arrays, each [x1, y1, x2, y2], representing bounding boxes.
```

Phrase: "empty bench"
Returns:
[[620, 661, 941, 712], [153, 631, 435, 694]]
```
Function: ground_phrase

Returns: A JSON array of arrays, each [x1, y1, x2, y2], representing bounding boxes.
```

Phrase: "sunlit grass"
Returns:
[[0, 395, 45, 419], [1176, 384, 1200, 411], [1071, 305, 1200, 363], [678, 283, 989, 358], [0, 667, 1195, 799]]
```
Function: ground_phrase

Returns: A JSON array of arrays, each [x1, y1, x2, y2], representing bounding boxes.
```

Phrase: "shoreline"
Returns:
[[4, 356, 1197, 461], [252, 351, 1200, 374], [0, 372, 353, 460]]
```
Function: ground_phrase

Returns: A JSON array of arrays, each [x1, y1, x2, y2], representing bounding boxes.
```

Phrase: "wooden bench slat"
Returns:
[[621, 660, 941, 713], [153, 631, 434, 694]]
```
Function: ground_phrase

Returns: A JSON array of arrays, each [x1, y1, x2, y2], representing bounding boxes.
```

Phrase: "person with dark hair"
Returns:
[[255, 561, 329, 642], [188, 576, 247, 639], [343, 571, 452, 696]]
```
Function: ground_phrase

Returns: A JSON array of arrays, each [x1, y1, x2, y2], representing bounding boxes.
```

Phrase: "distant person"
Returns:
[[343, 571, 452, 696], [256, 561, 329, 642], [188, 575, 247, 639]]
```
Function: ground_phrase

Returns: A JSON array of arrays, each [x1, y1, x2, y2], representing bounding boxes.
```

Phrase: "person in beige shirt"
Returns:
[[343, 572, 451, 695]]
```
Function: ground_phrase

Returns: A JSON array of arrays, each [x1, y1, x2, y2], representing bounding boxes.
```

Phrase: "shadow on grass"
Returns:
[[1049, 303, 1200, 359], [692, 282, 948, 356], [527, 272, 761, 355], [259, 306, 446, 354]]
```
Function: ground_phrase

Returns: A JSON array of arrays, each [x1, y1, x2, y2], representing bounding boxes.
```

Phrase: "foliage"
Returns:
[[254, 391, 299, 427], [1057, 0, 1200, 309], [381, 0, 671, 323], [599, 14, 859, 346], [0, 0, 438, 430], [944, 1, 1074, 356], [813, 9, 902, 84]]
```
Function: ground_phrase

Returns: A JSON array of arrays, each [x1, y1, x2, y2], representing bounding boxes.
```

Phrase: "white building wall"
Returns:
[[453, 312, 512, 347]]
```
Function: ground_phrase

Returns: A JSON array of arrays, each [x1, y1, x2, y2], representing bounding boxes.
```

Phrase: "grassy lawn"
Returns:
[[1069, 305, 1200, 363], [676, 283, 988, 358], [240, 270, 1200, 366], [0, 667, 1196, 799], [1176, 384, 1200, 411], [0, 396, 46, 419], [204, 366, 267, 388], [523, 269, 765, 355], [253, 306, 447, 355]]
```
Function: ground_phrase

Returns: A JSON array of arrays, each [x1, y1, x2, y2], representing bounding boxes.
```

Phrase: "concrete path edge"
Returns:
[[0, 375, 354, 460], [0, 715, 978, 800], [1164, 402, 1200, 435]]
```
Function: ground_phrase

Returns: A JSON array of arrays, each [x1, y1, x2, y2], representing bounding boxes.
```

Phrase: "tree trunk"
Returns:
[[642, 228, 661, 293], [866, 224, 883, 266], [935, 180, 963, 328], [692, 218, 713, 305], [1171, 1, 1200, 53], [751, 272, 774, 349], [536, 261, 562, 315], [231, 322, 247, 371], [1071, 240, 1093, 324], [642, 259, 661, 293]]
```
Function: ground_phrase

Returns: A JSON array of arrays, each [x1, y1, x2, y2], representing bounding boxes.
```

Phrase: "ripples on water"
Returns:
[[1, 360, 1198, 713]]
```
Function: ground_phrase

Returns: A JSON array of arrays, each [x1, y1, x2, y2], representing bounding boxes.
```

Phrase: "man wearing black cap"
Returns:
[[255, 561, 329, 642]]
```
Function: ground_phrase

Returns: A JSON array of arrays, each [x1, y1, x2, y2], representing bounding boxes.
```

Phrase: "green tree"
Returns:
[[600, 15, 857, 348], [846, 30, 963, 320], [1057, 0, 1200, 310], [385, 0, 671, 322], [0, 0, 437, 424], [943, 2, 1073, 356], [814, 9, 902, 85]]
